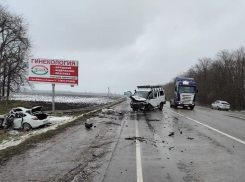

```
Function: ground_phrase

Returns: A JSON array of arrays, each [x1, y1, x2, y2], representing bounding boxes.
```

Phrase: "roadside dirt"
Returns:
[[0, 102, 128, 182]]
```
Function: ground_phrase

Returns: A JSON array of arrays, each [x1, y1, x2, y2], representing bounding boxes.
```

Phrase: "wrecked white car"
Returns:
[[130, 85, 166, 111], [1, 106, 50, 131]]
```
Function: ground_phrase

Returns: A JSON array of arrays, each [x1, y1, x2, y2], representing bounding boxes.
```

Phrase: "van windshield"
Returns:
[[135, 91, 150, 99]]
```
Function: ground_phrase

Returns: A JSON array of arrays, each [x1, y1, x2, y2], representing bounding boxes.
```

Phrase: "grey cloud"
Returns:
[[3, 0, 245, 93]]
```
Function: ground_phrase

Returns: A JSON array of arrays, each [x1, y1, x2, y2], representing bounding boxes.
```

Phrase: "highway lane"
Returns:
[[167, 102, 245, 142], [1, 101, 245, 181], [102, 102, 245, 182]]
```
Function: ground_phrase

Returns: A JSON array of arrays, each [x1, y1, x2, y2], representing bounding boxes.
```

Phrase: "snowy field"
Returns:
[[10, 93, 116, 105]]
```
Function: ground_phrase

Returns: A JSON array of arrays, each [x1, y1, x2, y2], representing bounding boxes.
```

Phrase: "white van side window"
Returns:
[[154, 91, 158, 98]]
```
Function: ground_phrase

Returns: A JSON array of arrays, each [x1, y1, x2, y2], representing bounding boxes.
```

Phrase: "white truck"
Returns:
[[130, 85, 166, 111]]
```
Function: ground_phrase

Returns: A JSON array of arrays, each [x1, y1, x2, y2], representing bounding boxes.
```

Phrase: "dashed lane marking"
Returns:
[[135, 116, 144, 182]]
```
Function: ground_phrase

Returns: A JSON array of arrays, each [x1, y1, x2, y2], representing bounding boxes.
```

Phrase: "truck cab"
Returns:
[[130, 85, 166, 111], [170, 77, 198, 110]]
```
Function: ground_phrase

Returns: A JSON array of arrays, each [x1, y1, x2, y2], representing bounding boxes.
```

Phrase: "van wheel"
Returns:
[[159, 103, 163, 111], [0, 119, 3, 127], [133, 108, 138, 111], [23, 123, 32, 131]]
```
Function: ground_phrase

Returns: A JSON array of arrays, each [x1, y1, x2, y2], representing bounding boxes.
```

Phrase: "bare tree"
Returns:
[[0, 4, 32, 99], [163, 47, 245, 110]]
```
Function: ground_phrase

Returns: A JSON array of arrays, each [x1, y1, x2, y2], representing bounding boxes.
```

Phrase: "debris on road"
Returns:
[[125, 136, 145, 142], [85, 122, 93, 129], [102, 108, 115, 115], [168, 132, 175, 137], [187, 137, 194, 140], [169, 147, 174, 150], [146, 118, 160, 122], [104, 121, 120, 126]]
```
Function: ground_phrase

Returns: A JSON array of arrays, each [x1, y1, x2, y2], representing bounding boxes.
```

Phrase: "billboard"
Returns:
[[28, 58, 78, 85]]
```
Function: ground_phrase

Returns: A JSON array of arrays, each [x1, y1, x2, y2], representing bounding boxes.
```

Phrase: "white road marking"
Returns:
[[165, 108, 245, 145], [135, 119, 144, 182]]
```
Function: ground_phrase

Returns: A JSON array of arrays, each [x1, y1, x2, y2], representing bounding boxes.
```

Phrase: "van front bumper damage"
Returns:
[[130, 101, 148, 110]]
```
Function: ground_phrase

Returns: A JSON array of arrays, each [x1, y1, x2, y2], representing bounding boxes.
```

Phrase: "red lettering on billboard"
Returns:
[[29, 58, 79, 85], [50, 65, 78, 76]]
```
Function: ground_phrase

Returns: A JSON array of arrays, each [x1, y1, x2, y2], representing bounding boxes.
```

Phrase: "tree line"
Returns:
[[0, 5, 31, 99], [163, 47, 245, 110]]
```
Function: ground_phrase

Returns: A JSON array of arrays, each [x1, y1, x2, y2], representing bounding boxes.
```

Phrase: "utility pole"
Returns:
[[108, 86, 110, 97]]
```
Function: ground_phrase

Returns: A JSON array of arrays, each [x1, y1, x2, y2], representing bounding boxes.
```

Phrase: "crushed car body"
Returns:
[[1, 106, 50, 130]]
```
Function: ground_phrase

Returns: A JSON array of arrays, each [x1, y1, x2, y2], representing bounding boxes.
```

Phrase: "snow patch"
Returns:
[[10, 93, 115, 105], [0, 116, 74, 150]]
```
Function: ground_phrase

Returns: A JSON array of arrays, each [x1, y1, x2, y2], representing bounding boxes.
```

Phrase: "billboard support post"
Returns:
[[52, 84, 55, 116]]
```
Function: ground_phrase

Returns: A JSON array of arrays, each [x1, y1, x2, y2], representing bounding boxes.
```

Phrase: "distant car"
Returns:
[[9, 106, 50, 130], [211, 100, 230, 111]]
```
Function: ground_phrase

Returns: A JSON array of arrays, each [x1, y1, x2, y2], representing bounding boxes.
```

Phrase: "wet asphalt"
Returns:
[[1, 101, 245, 181]]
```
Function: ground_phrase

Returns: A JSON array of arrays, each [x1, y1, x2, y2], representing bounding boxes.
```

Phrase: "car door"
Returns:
[[217, 101, 222, 109], [215, 101, 220, 109], [13, 113, 23, 129], [213, 101, 218, 108], [148, 91, 158, 107]]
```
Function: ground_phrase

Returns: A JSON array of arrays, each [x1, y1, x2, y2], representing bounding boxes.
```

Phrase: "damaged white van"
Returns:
[[130, 85, 166, 111]]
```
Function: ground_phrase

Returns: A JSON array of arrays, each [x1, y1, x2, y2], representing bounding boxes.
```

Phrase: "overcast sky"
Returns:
[[2, 0, 245, 94]]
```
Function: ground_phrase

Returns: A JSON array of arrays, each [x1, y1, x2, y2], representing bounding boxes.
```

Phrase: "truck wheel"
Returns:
[[183, 106, 187, 109], [190, 106, 194, 110], [159, 103, 163, 111]]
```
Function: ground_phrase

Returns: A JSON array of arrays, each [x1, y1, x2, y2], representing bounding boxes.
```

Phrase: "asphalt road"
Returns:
[[1, 101, 245, 182]]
